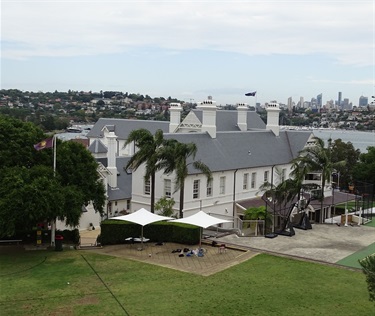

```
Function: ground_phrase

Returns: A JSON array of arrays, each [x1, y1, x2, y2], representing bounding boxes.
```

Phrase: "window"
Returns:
[[164, 179, 171, 198], [243, 173, 249, 190], [264, 171, 269, 183], [193, 180, 200, 199], [144, 178, 150, 195], [251, 172, 256, 189], [206, 179, 213, 197], [219, 176, 226, 195], [281, 169, 287, 182], [305, 173, 321, 181], [126, 200, 130, 210]]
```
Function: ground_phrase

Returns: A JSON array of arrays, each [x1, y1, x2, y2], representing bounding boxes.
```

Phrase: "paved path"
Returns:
[[78, 223, 375, 275], [214, 223, 375, 264]]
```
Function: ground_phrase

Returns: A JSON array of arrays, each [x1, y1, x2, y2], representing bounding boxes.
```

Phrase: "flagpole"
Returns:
[[51, 135, 57, 247], [53, 134, 57, 174]]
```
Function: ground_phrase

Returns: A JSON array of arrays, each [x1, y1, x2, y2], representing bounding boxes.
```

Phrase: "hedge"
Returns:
[[99, 219, 200, 245]]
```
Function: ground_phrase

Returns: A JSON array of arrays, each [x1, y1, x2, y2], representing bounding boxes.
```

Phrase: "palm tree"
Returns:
[[124, 129, 165, 213], [160, 141, 212, 218], [243, 206, 272, 235], [291, 136, 345, 223]]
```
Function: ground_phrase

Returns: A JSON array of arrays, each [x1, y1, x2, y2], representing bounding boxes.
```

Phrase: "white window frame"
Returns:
[[264, 170, 269, 183], [206, 179, 213, 197], [144, 178, 150, 195], [243, 173, 249, 190], [251, 172, 256, 189], [219, 176, 226, 195], [193, 179, 200, 199], [164, 179, 171, 198]]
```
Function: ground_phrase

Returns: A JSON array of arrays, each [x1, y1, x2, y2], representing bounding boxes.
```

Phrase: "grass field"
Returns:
[[0, 248, 373, 315]]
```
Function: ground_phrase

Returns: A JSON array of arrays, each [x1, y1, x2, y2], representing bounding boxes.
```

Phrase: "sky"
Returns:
[[1, 0, 374, 106]]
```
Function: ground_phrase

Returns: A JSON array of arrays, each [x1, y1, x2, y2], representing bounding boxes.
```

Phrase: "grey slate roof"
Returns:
[[97, 156, 132, 201], [164, 130, 312, 174], [192, 109, 266, 131], [88, 139, 107, 154], [87, 118, 169, 140]]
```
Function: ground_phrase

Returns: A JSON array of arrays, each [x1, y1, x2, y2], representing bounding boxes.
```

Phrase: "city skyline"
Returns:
[[1, 1, 374, 106]]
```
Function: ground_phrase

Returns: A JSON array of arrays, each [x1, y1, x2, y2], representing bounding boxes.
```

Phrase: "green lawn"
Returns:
[[0, 249, 373, 316]]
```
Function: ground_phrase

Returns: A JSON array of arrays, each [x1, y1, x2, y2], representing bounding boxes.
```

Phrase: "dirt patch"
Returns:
[[83, 242, 258, 276]]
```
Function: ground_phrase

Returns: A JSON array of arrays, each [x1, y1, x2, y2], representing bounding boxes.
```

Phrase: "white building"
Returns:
[[82, 97, 352, 232]]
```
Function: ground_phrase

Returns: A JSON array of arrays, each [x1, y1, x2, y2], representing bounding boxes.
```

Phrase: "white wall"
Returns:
[[55, 203, 102, 231], [107, 199, 130, 218], [130, 163, 297, 217]]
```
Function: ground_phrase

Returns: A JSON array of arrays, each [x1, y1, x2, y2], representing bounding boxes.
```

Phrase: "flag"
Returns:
[[34, 137, 53, 151], [245, 91, 257, 96]]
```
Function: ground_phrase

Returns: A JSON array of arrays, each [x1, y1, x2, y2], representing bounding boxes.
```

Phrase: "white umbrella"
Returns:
[[170, 211, 232, 247], [111, 208, 173, 250]]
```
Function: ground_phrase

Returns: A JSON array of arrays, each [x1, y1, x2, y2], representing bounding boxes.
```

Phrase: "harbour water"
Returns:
[[312, 129, 374, 153]]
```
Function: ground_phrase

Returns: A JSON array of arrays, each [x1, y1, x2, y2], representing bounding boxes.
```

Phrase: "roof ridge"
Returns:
[[284, 131, 294, 159]]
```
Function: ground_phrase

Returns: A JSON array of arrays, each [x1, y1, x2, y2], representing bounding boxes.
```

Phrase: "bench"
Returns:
[[0, 239, 22, 245]]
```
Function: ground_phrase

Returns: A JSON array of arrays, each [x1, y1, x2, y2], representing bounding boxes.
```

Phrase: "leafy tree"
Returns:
[[0, 115, 105, 237], [291, 137, 345, 223], [244, 206, 272, 234], [353, 147, 375, 195], [330, 139, 360, 190], [160, 141, 212, 218], [155, 197, 176, 217], [124, 129, 165, 213], [359, 254, 375, 304], [55, 141, 106, 214]]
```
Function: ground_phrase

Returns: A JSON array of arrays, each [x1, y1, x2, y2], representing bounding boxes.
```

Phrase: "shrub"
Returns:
[[100, 220, 200, 245]]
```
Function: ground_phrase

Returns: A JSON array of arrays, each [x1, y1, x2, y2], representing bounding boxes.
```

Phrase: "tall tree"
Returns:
[[124, 129, 165, 213], [330, 139, 360, 190], [291, 137, 345, 223], [0, 115, 106, 237], [160, 141, 212, 218], [353, 146, 375, 195]]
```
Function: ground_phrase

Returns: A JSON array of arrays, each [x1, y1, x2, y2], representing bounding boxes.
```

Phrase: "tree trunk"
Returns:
[[320, 175, 325, 223], [179, 181, 184, 218], [151, 173, 155, 213]]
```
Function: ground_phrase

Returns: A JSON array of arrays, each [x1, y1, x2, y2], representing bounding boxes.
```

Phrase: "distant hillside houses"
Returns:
[[59, 97, 352, 232]]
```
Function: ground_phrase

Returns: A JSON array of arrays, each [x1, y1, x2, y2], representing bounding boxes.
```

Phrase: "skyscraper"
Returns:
[[338, 92, 342, 109], [317, 93, 322, 108], [287, 96, 293, 112], [359, 96, 368, 107]]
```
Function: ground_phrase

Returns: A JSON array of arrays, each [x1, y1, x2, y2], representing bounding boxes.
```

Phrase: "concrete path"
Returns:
[[79, 228, 100, 246], [214, 223, 375, 264]]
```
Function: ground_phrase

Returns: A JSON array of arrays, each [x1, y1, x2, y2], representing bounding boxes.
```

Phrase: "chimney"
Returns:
[[106, 131, 118, 188], [266, 102, 280, 136], [197, 96, 217, 138], [169, 103, 182, 133], [237, 103, 248, 131]]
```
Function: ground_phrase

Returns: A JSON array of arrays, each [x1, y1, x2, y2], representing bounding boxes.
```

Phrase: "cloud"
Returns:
[[1, 0, 373, 66]]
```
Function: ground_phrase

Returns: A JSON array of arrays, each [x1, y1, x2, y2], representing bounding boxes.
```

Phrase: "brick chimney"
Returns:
[[197, 96, 217, 138], [169, 102, 182, 133], [106, 131, 118, 187], [237, 103, 248, 131], [266, 102, 280, 136]]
